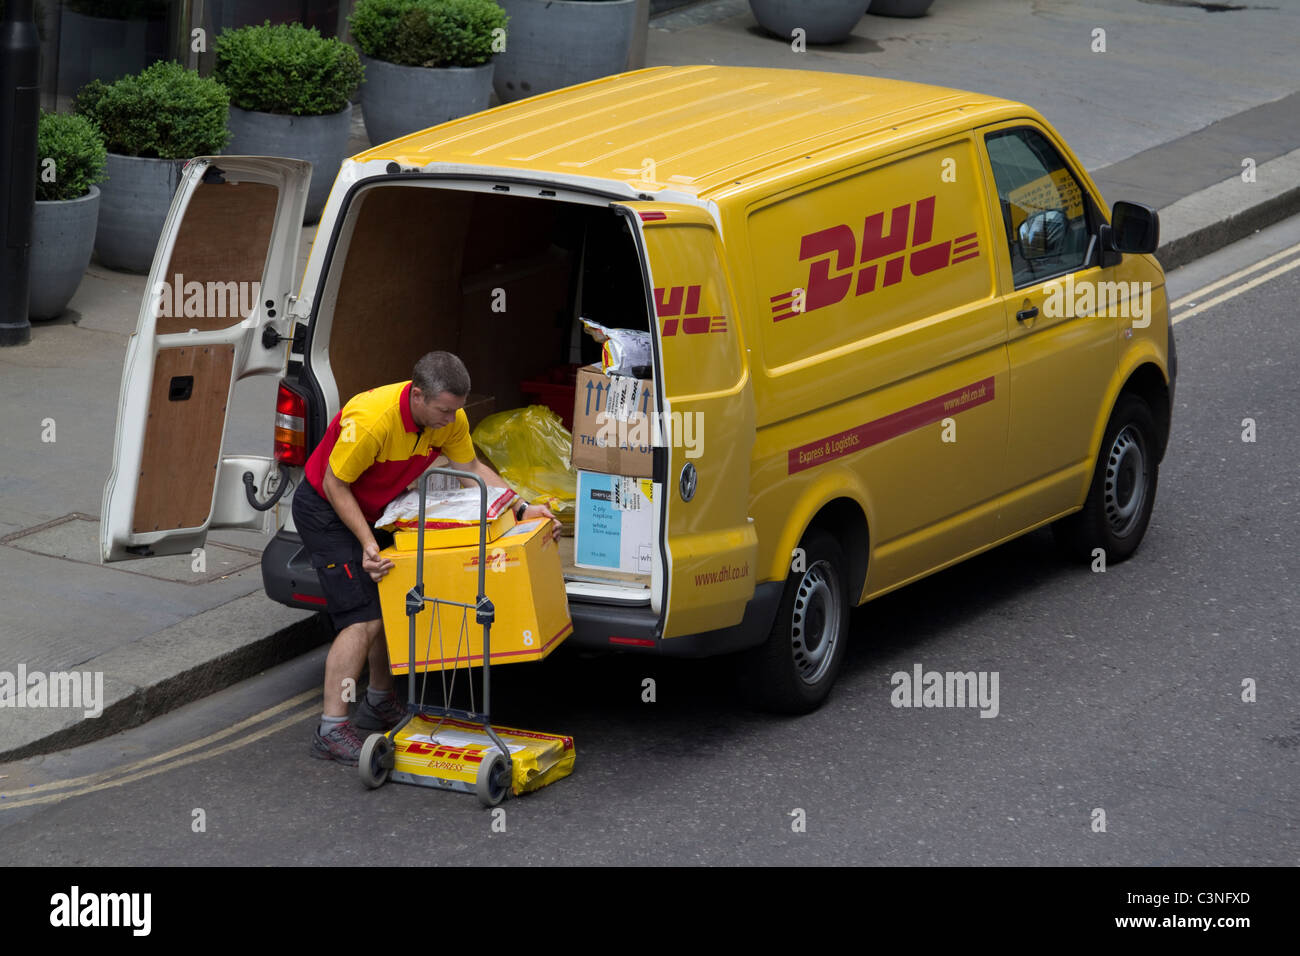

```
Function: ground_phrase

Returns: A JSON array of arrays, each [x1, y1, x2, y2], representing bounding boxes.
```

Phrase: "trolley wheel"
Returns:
[[475, 753, 510, 808], [359, 733, 393, 789]]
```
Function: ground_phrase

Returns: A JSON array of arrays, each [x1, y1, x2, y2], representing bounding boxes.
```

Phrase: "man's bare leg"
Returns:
[[367, 624, 393, 694], [322, 618, 382, 717]]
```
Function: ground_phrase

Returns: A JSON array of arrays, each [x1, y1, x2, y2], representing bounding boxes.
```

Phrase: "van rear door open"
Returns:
[[100, 156, 310, 562], [613, 202, 758, 639]]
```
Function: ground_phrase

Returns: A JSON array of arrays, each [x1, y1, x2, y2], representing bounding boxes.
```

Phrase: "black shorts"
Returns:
[[291, 480, 394, 632]]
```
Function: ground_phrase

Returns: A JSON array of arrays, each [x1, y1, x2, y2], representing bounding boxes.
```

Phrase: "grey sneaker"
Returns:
[[354, 690, 406, 732], [310, 719, 365, 765]]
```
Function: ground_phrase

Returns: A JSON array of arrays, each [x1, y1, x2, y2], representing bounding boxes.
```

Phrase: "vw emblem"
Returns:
[[679, 462, 697, 502]]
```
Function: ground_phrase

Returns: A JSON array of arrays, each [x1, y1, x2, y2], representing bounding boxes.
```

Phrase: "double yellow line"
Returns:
[[1171, 240, 1300, 324], [0, 691, 320, 811]]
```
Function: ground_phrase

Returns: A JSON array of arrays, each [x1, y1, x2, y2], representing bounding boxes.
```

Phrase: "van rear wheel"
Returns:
[[742, 528, 850, 714], [1052, 393, 1159, 564]]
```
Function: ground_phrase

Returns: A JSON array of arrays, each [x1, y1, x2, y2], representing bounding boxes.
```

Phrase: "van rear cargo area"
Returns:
[[301, 179, 657, 602]]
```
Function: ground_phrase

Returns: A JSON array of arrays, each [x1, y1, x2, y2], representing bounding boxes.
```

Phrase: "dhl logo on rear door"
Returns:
[[771, 195, 979, 320], [656, 284, 728, 337]]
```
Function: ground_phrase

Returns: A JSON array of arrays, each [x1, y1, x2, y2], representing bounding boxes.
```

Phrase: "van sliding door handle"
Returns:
[[1016, 306, 1039, 323]]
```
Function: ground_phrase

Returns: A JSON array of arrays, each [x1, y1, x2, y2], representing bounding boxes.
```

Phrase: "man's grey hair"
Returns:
[[412, 351, 470, 399]]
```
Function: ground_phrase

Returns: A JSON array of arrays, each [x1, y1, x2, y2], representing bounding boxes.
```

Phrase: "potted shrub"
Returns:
[[749, 0, 871, 45], [213, 21, 363, 223], [349, 0, 509, 147], [29, 110, 107, 320], [74, 61, 231, 274], [491, 0, 649, 104], [57, 0, 169, 93]]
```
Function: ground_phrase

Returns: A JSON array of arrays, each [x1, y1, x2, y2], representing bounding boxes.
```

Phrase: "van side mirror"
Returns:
[[1106, 200, 1159, 254]]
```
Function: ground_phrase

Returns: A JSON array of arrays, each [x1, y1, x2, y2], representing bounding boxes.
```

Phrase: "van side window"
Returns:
[[985, 128, 1093, 288]]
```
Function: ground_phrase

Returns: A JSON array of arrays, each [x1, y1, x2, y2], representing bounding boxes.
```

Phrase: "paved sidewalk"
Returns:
[[3, 0, 1299, 761]]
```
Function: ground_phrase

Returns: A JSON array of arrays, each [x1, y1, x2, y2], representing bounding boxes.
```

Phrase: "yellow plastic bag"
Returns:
[[472, 405, 577, 523]]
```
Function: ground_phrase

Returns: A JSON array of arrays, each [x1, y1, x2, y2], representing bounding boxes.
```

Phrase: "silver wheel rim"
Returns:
[[1104, 425, 1148, 537], [790, 560, 841, 686]]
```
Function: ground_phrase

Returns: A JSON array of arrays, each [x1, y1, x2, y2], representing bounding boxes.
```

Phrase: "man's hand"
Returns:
[[522, 504, 562, 543], [363, 541, 395, 582]]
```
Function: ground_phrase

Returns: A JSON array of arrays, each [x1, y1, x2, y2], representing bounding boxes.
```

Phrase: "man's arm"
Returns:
[[322, 465, 395, 580]]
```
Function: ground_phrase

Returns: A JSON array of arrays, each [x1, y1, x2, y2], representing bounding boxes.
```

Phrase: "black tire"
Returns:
[[741, 528, 850, 714], [1052, 393, 1160, 564]]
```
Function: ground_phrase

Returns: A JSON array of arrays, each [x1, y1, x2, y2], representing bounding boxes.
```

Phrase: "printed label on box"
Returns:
[[576, 471, 655, 574], [604, 376, 644, 424]]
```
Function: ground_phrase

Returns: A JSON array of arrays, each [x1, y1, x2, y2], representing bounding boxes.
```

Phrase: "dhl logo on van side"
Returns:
[[771, 195, 979, 321], [655, 284, 728, 337]]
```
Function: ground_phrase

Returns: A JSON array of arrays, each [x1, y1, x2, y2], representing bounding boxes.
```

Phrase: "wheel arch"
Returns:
[[767, 479, 871, 606], [808, 498, 869, 605], [1119, 362, 1172, 461]]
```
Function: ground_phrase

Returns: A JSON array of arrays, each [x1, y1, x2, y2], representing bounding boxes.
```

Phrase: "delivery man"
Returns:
[[294, 351, 559, 765]]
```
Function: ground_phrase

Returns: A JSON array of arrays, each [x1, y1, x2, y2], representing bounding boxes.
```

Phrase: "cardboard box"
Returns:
[[379, 518, 572, 674], [571, 363, 655, 478], [575, 470, 655, 575]]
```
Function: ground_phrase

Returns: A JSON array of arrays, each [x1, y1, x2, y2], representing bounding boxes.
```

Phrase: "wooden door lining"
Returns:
[[156, 181, 278, 336], [131, 345, 235, 534]]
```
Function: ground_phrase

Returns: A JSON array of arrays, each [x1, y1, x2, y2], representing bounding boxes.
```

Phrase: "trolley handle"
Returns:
[[407, 467, 499, 726]]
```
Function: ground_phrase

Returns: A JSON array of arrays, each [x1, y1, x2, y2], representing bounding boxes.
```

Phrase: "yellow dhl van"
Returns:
[[100, 66, 1175, 713]]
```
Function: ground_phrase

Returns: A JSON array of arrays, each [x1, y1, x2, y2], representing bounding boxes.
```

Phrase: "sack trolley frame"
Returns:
[[357, 468, 514, 806]]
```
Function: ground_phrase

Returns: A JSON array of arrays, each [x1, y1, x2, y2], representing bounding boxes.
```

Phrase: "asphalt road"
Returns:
[[2, 220, 1297, 867]]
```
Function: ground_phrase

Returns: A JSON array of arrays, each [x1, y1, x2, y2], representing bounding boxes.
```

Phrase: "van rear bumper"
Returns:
[[262, 529, 330, 612], [263, 529, 783, 658], [568, 582, 782, 658]]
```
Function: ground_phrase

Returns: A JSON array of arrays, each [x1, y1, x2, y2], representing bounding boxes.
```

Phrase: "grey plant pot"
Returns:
[[29, 186, 101, 320], [360, 56, 495, 147], [96, 154, 186, 275], [493, 0, 648, 104], [748, 0, 872, 44], [226, 103, 353, 223], [869, 0, 934, 16]]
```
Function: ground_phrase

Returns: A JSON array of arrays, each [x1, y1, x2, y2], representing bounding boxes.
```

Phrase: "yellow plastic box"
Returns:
[[379, 518, 572, 674]]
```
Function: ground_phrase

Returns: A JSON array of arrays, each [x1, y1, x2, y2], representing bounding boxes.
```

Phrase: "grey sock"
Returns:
[[366, 686, 392, 705], [319, 713, 347, 737]]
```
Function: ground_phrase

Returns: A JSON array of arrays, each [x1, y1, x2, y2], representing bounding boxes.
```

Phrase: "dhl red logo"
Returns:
[[771, 195, 979, 321], [655, 284, 728, 337], [401, 740, 486, 764]]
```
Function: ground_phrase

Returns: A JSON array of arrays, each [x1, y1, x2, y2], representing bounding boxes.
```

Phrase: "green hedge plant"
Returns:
[[350, 0, 509, 69], [213, 21, 364, 116], [35, 110, 107, 201], [74, 61, 231, 159]]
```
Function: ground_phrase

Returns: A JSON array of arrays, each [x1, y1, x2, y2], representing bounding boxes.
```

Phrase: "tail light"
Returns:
[[274, 382, 308, 466]]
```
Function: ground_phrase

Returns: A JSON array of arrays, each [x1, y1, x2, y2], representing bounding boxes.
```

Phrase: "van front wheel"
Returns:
[[1052, 393, 1160, 564], [742, 529, 850, 714]]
